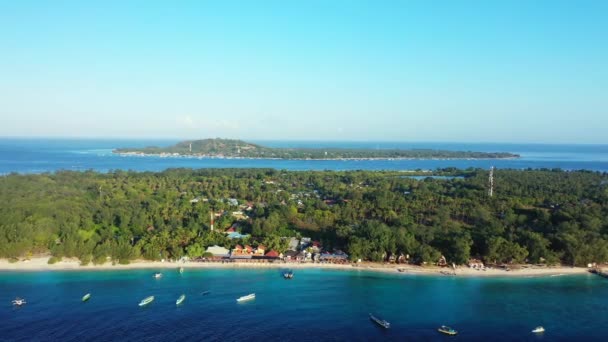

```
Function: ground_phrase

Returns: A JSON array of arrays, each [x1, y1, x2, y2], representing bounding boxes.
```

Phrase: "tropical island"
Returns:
[[1, 168, 607, 275], [113, 138, 519, 160]]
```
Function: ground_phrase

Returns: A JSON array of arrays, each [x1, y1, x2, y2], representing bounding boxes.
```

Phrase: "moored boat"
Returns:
[[176, 294, 186, 305], [283, 271, 294, 279], [438, 325, 458, 336], [369, 313, 390, 329], [201, 291, 210, 295], [154, 273, 162, 279], [237, 293, 255, 302], [82, 293, 91, 302], [139, 296, 155, 307], [12, 298, 26, 306], [532, 326, 545, 334], [179, 267, 184, 274]]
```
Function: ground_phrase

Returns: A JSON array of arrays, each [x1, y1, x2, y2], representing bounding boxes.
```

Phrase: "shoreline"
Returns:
[[0, 257, 592, 278], [112, 151, 519, 161]]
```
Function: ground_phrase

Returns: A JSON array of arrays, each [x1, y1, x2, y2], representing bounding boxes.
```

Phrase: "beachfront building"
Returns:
[[230, 253, 252, 261], [254, 245, 266, 256], [284, 250, 299, 261], [397, 253, 408, 264], [438, 255, 448, 267], [468, 258, 485, 269], [232, 244, 243, 254], [319, 251, 349, 263], [205, 245, 230, 259], [265, 250, 281, 259]]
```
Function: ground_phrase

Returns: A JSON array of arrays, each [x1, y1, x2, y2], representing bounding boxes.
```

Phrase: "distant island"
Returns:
[[113, 138, 519, 160]]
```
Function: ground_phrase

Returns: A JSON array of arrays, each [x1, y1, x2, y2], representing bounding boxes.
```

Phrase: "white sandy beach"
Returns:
[[0, 257, 593, 278]]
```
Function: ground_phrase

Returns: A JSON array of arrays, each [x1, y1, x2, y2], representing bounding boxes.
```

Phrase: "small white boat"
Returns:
[[532, 326, 545, 334], [139, 296, 155, 307], [154, 273, 162, 279], [82, 293, 91, 302], [176, 294, 186, 305], [12, 298, 26, 306], [179, 267, 184, 274], [438, 325, 458, 336], [236, 293, 255, 302], [369, 313, 390, 329]]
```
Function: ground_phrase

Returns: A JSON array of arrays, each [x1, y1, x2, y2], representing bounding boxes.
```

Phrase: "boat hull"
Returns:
[[438, 326, 458, 336], [139, 296, 155, 307], [369, 314, 390, 329], [237, 294, 255, 302]]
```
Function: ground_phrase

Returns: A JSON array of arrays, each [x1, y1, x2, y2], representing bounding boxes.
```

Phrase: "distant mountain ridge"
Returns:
[[113, 138, 520, 159]]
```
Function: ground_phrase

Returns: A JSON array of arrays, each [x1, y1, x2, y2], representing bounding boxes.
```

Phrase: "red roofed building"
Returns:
[[225, 226, 236, 233], [265, 250, 279, 258], [243, 245, 253, 254]]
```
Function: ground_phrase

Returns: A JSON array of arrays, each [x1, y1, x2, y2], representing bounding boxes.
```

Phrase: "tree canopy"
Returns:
[[1, 168, 607, 267]]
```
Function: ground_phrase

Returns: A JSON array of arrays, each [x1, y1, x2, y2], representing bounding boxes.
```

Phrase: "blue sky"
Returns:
[[0, 0, 606, 143]]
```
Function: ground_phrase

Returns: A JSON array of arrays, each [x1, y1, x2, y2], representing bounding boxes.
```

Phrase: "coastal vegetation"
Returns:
[[113, 138, 519, 160], [1, 168, 607, 267]]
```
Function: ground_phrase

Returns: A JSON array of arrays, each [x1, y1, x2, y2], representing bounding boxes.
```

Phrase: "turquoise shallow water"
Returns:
[[2, 139, 608, 173], [1, 269, 607, 341]]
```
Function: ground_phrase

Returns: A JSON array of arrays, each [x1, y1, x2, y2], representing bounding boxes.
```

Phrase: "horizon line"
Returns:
[[1, 135, 608, 146]]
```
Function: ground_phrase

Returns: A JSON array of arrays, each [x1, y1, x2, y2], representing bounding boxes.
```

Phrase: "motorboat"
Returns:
[[176, 294, 186, 305], [12, 298, 26, 306], [236, 293, 255, 302], [139, 296, 155, 307], [82, 293, 91, 302], [532, 326, 545, 334], [438, 325, 458, 336], [369, 313, 390, 329]]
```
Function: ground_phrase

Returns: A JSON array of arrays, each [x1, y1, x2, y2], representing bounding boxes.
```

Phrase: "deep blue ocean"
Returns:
[[1, 269, 607, 341], [1, 138, 608, 174]]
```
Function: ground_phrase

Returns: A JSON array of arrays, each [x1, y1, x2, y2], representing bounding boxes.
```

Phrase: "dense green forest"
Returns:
[[1, 168, 607, 266], [114, 138, 519, 160]]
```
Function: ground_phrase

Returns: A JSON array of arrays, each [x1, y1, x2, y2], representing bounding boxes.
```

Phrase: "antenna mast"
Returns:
[[210, 210, 214, 231], [488, 166, 495, 197]]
